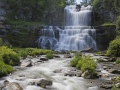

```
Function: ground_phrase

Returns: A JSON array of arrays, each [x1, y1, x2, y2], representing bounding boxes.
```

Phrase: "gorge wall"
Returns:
[[96, 25, 116, 50]]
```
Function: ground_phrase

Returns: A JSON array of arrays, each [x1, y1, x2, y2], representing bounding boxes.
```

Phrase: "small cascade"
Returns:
[[37, 5, 97, 51], [37, 26, 58, 50], [56, 26, 97, 51]]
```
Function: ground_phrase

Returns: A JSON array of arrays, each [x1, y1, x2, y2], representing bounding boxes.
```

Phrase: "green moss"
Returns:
[[101, 22, 115, 26]]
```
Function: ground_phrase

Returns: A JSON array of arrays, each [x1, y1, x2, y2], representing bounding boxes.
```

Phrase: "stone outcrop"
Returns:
[[2, 80, 23, 90], [37, 79, 52, 88], [95, 25, 116, 50], [0, 0, 6, 36]]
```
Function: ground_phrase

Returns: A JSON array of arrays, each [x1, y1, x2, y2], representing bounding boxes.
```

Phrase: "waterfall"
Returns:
[[37, 26, 58, 50], [37, 5, 97, 51]]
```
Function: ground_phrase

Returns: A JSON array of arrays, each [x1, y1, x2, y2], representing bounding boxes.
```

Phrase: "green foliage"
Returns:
[[24, 48, 53, 56], [107, 37, 120, 57], [77, 56, 96, 72], [0, 46, 20, 66], [116, 58, 120, 64], [5, 19, 43, 26], [0, 38, 3, 46], [0, 60, 13, 77], [70, 55, 96, 73], [25, 48, 40, 56], [91, 0, 120, 25], [112, 84, 118, 90], [3, 0, 66, 25], [2, 53, 20, 66], [70, 55, 82, 67], [46, 53, 54, 59], [116, 16, 120, 37], [101, 22, 115, 26], [19, 50, 27, 58], [116, 16, 120, 31]]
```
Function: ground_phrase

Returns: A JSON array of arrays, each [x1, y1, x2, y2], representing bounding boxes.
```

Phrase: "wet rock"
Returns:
[[81, 70, 99, 79], [53, 69, 62, 73], [98, 73, 109, 78], [3, 80, 23, 90], [108, 57, 116, 62], [59, 50, 70, 54], [64, 54, 72, 58], [103, 66, 108, 70], [40, 56, 48, 61], [64, 71, 82, 77], [81, 47, 95, 52], [21, 60, 33, 67], [37, 79, 52, 88], [100, 81, 113, 89], [54, 55, 60, 58], [4, 80, 9, 86], [108, 69, 120, 74], [27, 55, 34, 59], [115, 83, 120, 88]]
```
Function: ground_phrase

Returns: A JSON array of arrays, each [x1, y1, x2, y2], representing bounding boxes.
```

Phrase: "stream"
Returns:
[[0, 54, 99, 90]]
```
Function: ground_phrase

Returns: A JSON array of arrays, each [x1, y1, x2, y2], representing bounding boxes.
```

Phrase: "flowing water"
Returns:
[[0, 55, 98, 90], [37, 5, 97, 51]]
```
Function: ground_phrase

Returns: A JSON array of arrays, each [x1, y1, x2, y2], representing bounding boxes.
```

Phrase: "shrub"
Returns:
[[0, 46, 20, 66], [46, 53, 54, 59], [19, 50, 27, 58], [116, 58, 120, 64], [70, 56, 82, 67], [77, 56, 96, 72], [107, 37, 120, 57], [2, 53, 20, 66], [0, 60, 13, 77]]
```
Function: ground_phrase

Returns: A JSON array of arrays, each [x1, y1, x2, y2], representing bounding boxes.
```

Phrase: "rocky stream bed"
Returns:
[[0, 52, 120, 90]]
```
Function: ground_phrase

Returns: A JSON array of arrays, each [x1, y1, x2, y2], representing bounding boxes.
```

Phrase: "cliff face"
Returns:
[[0, 0, 6, 36], [96, 25, 116, 50]]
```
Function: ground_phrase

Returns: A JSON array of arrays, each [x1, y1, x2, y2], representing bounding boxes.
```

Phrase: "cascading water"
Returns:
[[37, 5, 97, 51], [37, 26, 58, 50], [55, 5, 97, 51]]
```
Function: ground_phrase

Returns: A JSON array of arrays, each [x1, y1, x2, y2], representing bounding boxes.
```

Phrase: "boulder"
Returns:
[[54, 55, 60, 58], [81, 70, 99, 79], [100, 81, 113, 89], [81, 47, 95, 52], [108, 57, 116, 62], [40, 56, 48, 61], [64, 71, 82, 77], [115, 83, 120, 88], [108, 69, 120, 74], [37, 79, 52, 88], [64, 54, 72, 58], [21, 60, 33, 67], [3, 80, 23, 90]]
